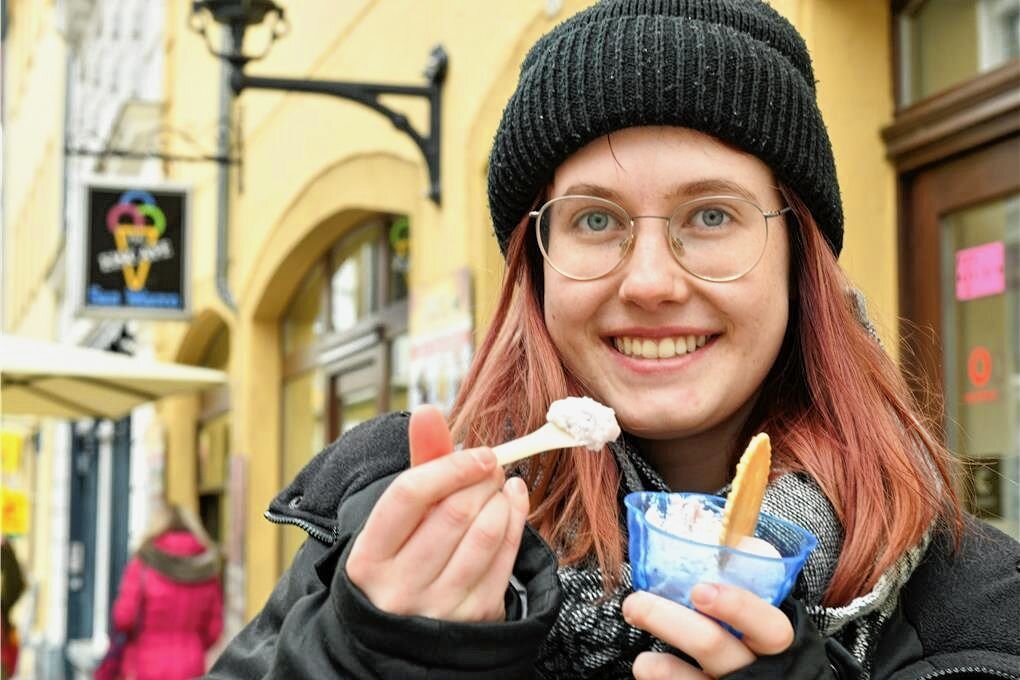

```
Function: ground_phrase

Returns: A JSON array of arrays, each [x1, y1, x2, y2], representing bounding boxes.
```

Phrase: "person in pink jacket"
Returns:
[[109, 504, 223, 680]]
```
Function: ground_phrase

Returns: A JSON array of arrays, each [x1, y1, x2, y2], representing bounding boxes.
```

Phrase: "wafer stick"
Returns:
[[719, 433, 772, 549]]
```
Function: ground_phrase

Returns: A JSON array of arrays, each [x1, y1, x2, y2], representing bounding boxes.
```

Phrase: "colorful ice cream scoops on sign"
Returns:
[[101, 190, 172, 290], [83, 183, 189, 317]]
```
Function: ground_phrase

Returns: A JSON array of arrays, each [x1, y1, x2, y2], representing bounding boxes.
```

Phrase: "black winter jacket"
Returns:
[[207, 412, 1020, 679]]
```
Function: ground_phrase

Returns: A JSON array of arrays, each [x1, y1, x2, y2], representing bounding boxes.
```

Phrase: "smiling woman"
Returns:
[[207, 2, 1020, 679]]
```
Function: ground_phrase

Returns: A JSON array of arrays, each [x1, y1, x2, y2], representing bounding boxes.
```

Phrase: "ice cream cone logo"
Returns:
[[106, 190, 167, 291]]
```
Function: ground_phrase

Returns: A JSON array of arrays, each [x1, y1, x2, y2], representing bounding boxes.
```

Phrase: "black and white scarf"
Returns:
[[534, 435, 930, 679]]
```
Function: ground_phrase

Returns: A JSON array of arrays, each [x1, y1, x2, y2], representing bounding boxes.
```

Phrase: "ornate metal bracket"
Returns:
[[64, 147, 239, 165], [64, 122, 243, 169], [191, 1, 447, 203]]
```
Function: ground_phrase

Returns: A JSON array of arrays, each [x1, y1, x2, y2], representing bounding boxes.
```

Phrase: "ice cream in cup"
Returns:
[[625, 491, 818, 626]]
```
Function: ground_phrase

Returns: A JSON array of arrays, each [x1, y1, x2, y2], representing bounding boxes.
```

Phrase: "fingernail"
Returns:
[[471, 448, 496, 470], [507, 476, 527, 496], [621, 597, 634, 623], [691, 583, 719, 606]]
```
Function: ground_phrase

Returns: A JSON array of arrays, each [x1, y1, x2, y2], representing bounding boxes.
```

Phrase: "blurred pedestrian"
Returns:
[[1, 538, 25, 680], [103, 503, 223, 680]]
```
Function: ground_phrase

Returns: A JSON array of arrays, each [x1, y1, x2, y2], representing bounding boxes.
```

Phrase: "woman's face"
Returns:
[[542, 126, 790, 442]]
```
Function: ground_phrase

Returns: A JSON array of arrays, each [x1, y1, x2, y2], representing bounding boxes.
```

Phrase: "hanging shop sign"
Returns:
[[79, 179, 191, 319]]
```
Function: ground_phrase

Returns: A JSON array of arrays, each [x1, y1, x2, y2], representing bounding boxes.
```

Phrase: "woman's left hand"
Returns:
[[622, 583, 794, 679]]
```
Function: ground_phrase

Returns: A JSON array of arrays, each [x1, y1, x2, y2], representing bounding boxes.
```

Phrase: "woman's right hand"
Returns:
[[346, 405, 530, 622]]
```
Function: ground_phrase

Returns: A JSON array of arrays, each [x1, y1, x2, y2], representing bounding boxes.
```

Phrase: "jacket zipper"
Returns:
[[915, 667, 1019, 680], [264, 509, 337, 545]]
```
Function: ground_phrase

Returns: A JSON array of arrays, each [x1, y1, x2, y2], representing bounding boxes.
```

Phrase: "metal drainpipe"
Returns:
[[215, 26, 238, 312]]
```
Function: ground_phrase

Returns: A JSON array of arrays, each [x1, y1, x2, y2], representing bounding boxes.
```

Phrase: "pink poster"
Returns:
[[955, 241, 1006, 302]]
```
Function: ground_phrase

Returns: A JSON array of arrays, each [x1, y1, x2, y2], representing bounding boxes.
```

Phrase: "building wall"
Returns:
[[2, 0, 65, 338], [806, 0, 899, 356]]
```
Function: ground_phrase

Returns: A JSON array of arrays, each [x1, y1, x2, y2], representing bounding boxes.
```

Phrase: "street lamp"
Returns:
[[189, 0, 448, 204]]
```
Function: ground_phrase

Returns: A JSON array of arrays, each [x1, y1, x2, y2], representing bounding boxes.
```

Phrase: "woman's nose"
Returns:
[[616, 219, 692, 308]]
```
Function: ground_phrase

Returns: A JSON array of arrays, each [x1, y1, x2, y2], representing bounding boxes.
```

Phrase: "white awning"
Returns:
[[1, 334, 226, 419]]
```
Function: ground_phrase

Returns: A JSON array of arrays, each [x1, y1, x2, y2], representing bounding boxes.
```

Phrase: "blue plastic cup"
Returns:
[[625, 492, 817, 613]]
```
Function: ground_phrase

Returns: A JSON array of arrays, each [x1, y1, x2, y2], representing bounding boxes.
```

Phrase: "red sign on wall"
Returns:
[[964, 346, 999, 404]]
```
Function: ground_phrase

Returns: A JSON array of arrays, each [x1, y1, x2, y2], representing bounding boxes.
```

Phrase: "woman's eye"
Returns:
[[694, 208, 729, 228], [579, 211, 615, 231]]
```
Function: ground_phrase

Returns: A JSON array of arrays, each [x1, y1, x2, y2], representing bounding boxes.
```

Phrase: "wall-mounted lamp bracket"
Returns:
[[190, 1, 447, 203], [64, 146, 240, 166]]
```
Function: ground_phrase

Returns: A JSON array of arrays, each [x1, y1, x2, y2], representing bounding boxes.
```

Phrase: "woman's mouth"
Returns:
[[610, 334, 717, 360]]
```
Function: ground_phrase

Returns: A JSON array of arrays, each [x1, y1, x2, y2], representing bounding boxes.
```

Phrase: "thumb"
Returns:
[[408, 404, 454, 467]]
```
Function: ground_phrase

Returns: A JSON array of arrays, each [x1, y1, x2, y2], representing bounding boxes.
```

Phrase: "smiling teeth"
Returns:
[[613, 335, 710, 359]]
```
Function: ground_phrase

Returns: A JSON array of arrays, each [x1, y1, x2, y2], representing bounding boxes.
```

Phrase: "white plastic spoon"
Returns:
[[492, 396, 621, 466]]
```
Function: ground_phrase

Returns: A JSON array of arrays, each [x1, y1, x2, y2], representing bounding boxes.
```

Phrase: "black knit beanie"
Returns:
[[487, 0, 844, 257]]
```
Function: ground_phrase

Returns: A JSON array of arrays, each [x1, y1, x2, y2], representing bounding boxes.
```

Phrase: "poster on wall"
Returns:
[[79, 179, 191, 319], [409, 268, 474, 414]]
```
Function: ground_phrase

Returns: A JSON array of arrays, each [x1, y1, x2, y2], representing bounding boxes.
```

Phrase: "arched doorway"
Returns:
[[278, 212, 410, 563]]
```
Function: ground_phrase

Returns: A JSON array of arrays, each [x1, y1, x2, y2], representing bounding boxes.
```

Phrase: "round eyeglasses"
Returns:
[[530, 195, 791, 282]]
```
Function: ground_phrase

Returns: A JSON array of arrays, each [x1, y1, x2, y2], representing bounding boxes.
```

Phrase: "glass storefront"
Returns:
[[941, 193, 1020, 536]]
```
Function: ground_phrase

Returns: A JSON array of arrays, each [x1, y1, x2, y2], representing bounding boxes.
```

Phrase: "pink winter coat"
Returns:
[[111, 531, 223, 680]]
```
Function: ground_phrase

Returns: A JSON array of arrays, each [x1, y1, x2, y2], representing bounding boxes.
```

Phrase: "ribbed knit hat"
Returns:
[[487, 0, 844, 257]]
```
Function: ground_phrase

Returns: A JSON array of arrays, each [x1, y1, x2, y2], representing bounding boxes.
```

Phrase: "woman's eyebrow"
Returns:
[[663, 179, 760, 203], [558, 183, 623, 201], [556, 179, 764, 204]]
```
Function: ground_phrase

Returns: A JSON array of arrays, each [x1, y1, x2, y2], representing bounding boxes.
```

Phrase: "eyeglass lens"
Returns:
[[536, 195, 769, 281]]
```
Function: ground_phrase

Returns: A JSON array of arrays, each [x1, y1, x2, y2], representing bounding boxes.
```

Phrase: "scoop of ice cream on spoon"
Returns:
[[492, 396, 621, 466]]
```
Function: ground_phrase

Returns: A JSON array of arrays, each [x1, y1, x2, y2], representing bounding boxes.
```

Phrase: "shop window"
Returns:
[[940, 193, 1019, 536], [898, 0, 1020, 106], [330, 224, 378, 334]]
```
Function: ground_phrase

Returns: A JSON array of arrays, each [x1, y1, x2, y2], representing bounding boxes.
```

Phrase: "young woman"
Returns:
[[209, 1, 1020, 678]]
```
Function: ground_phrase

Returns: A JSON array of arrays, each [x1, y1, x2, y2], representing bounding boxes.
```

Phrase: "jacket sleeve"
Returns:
[[205, 538, 332, 679], [110, 557, 144, 632], [871, 518, 1020, 680], [207, 473, 563, 679]]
